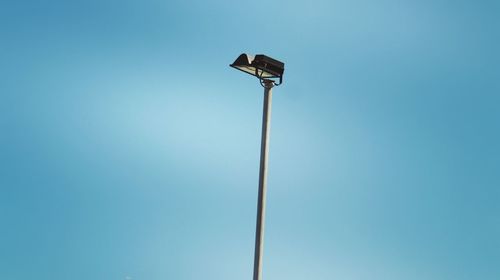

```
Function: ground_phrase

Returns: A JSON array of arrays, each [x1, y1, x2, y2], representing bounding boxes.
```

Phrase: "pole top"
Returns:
[[260, 79, 275, 89]]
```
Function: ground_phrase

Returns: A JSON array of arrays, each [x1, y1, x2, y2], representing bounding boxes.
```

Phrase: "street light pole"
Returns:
[[229, 53, 284, 280], [253, 80, 274, 280]]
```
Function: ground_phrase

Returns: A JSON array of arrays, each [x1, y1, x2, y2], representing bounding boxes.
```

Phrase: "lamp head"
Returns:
[[230, 53, 285, 86]]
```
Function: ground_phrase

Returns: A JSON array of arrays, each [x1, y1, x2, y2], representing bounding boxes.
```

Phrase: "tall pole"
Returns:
[[253, 79, 274, 280]]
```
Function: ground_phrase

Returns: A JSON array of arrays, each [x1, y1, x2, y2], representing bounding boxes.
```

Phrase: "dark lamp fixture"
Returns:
[[230, 53, 285, 86]]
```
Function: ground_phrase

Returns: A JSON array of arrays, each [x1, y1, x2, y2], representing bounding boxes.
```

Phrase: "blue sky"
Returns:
[[1, 0, 499, 279]]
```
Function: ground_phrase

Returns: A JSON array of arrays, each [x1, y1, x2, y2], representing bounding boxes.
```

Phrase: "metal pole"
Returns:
[[253, 80, 274, 280]]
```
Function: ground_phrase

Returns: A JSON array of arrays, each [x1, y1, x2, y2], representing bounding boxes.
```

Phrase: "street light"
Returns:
[[230, 53, 285, 280], [230, 54, 284, 86]]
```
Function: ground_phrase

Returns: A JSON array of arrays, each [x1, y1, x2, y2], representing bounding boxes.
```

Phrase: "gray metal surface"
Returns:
[[252, 80, 274, 280]]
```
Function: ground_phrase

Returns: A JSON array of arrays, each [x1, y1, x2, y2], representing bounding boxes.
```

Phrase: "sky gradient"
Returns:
[[1, 0, 499, 279]]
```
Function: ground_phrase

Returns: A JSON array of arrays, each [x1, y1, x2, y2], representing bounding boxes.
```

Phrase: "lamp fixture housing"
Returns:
[[230, 53, 285, 85]]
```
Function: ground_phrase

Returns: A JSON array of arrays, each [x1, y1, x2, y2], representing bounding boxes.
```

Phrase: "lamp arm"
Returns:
[[258, 72, 282, 88]]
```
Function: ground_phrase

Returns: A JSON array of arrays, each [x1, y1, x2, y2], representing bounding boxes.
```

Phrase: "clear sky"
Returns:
[[1, 0, 499, 279]]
